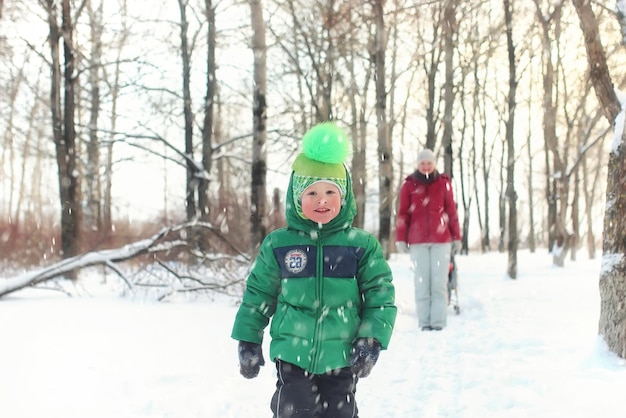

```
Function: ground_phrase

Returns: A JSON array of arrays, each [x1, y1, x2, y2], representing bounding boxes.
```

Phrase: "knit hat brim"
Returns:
[[292, 152, 347, 180], [291, 153, 347, 219]]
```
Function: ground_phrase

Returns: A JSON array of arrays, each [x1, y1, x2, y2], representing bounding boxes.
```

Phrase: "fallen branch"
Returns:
[[0, 221, 244, 299]]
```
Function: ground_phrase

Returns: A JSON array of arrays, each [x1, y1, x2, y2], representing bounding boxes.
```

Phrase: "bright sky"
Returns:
[[1, 249, 625, 417]]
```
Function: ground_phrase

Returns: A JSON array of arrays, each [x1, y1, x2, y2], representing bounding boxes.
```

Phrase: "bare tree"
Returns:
[[533, 0, 577, 266], [503, 0, 518, 279], [422, 6, 445, 151], [442, 0, 457, 177], [372, 0, 393, 257], [582, 132, 606, 259], [42, 0, 82, 268], [571, 0, 625, 358], [498, 137, 506, 253], [102, 0, 130, 237], [250, 0, 268, 254], [85, 0, 104, 231], [14, 72, 44, 229], [177, 0, 197, 222], [198, 0, 217, 252], [270, 0, 337, 124], [2, 61, 26, 224], [337, 5, 373, 230], [525, 105, 537, 253], [465, 20, 499, 253]]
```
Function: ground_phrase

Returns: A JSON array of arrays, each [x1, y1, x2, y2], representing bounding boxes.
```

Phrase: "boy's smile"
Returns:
[[301, 181, 342, 224]]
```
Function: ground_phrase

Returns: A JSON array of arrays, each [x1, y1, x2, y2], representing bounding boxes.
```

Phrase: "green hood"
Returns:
[[285, 166, 357, 236]]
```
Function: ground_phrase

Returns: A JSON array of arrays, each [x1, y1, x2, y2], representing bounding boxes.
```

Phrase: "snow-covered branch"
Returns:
[[0, 221, 243, 299]]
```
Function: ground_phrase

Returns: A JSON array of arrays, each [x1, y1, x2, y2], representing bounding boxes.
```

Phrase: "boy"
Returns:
[[231, 122, 397, 418]]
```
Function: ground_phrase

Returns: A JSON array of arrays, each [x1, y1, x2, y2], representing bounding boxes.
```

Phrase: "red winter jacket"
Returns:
[[396, 170, 461, 245]]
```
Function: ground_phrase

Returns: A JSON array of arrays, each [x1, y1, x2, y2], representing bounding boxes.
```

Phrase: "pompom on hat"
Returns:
[[417, 148, 436, 164], [291, 122, 351, 219]]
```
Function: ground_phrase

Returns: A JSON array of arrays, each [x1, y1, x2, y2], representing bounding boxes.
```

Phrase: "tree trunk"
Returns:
[[570, 169, 580, 261], [268, 188, 285, 231], [598, 130, 626, 357], [498, 144, 506, 253], [3, 63, 24, 224], [341, 14, 372, 229], [45, 0, 81, 271], [545, 141, 556, 253], [581, 155, 592, 260], [468, 42, 485, 253], [372, 0, 392, 257], [249, 0, 268, 255], [351, 119, 367, 229], [457, 96, 469, 255], [583, 143, 604, 259], [198, 0, 217, 253], [85, 1, 104, 232], [533, 0, 562, 255], [442, 0, 457, 177], [481, 100, 491, 252], [178, 0, 197, 222], [424, 56, 438, 151], [503, 0, 518, 279], [102, 2, 129, 239], [526, 100, 536, 253], [572, 0, 626, 358]]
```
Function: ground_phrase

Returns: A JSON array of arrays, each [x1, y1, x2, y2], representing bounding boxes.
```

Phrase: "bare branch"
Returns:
[[0, 221, 245, 299]]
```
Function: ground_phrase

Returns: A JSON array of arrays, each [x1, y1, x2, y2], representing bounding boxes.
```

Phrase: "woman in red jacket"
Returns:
[[395, 149, 461, 331]]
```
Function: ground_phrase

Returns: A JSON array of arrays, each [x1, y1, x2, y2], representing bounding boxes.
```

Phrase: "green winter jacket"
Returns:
[[231, 169, 397, 375]]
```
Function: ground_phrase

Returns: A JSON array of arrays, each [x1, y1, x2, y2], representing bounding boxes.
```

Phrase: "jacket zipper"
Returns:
[[311, 238, 324, 372]]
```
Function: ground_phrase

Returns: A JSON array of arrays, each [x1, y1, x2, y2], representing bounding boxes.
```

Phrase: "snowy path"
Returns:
[[369, 252, 607, 418], [1, 250, 625, 417]]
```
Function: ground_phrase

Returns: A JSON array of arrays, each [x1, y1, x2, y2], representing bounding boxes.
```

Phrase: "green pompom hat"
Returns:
[[291, 122, 351, 219]]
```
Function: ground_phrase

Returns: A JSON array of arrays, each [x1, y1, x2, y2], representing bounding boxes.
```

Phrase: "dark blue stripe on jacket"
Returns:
[[273, 245, 365, 279]]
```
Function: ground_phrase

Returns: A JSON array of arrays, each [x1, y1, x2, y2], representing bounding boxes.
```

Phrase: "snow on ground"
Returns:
[[1, 250, 625, 418]]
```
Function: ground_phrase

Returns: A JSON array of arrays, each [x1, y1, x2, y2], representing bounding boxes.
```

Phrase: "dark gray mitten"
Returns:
[[349, 337, 381, 378], [238, 341, 265, 379]]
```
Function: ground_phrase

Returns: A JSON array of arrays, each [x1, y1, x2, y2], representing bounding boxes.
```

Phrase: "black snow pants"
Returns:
[[270, 360, 359, 418]]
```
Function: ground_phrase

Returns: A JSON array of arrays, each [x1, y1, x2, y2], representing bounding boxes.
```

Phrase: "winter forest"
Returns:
[[2, 0, 626, 358]]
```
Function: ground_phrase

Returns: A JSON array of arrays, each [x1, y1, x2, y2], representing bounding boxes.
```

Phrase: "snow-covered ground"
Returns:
[[1, 250, 625, 418]]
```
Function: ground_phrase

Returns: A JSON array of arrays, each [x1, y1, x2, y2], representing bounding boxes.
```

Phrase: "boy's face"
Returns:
[[301, 181, 342, 224]]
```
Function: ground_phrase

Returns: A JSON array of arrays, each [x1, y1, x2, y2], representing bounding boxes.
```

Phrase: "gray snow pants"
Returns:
[[409, 242, 452, 329]]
